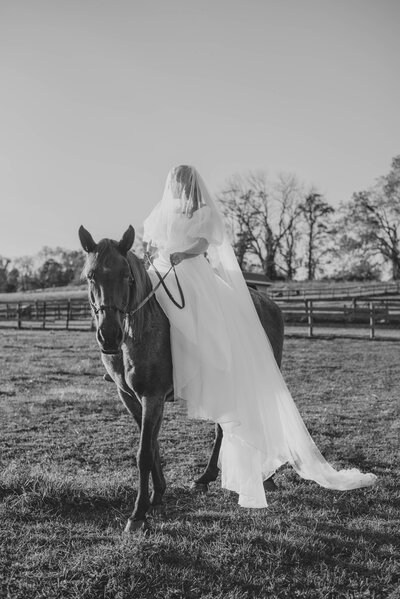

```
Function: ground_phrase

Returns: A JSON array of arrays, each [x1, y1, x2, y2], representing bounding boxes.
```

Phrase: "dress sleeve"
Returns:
[[184, 205, 224, 246]]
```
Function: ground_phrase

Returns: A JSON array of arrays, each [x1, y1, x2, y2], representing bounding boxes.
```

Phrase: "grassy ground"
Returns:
[[0, 285, 87, 303], [0, 330, 399, 599]]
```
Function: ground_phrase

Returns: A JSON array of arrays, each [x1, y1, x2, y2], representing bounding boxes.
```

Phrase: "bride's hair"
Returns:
[[170, 165, 204, 218]]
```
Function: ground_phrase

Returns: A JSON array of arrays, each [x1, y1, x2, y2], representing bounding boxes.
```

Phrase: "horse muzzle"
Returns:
[[96, 322, 124, 355]]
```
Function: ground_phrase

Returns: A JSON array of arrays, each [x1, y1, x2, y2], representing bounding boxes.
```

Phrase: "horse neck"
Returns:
[[126, 252, 157, 336]]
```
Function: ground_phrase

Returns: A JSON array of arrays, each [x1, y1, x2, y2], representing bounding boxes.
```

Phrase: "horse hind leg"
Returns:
[[191, 423, 223, 493], [191, 423, 278, 494]]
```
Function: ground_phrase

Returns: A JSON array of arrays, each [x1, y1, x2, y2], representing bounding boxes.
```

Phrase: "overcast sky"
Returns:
[[1, 0, 399, 258]]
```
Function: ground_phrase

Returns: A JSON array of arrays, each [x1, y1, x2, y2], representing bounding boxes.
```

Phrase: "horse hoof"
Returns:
[[190, 481, 209, 494], [124, 518, 149, 534], [148, 504, 167, 518], [263, 478, 278, 492]]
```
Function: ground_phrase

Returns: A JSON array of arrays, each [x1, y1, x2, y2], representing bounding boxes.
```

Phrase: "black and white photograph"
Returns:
[[1, 1, 399, 598]]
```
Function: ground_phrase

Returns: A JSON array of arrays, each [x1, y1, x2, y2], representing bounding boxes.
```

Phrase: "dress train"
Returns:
[[150, 253, 377, 508]]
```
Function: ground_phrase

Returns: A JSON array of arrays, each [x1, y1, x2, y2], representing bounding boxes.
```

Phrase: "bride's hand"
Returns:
[[170, 252, 186, 266]]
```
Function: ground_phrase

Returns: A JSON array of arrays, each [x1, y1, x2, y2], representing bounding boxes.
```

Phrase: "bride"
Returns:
[[143, 164, 376, 508]]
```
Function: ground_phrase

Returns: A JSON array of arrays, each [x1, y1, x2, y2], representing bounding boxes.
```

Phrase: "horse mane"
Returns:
[[126, 250, 158, 339]]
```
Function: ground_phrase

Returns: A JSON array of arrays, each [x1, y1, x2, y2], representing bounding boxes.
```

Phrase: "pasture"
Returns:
[[0, 329, 399, 598]]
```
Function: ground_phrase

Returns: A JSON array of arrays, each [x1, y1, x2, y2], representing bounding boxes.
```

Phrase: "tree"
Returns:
[[218, 171, 303, 279], [13, 256, 38, 290], [38, 259, 67, 288], [218, 176, 259, 270], [343, 156, 400, 280], [299, 193, 335, 280], [6, 268, 20, 292], [0, 257, 11, 292], [38, 246, 85, 285], [273, 173, 303, 280]]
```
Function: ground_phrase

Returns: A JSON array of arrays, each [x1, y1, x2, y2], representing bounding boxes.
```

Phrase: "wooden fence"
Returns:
[[0, 299, 93, 330], [1, 296, 400, 338], [277, 298, 400, 338]]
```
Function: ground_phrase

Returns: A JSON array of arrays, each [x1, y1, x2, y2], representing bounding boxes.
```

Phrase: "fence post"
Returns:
[[369, 302, 375, 340], [66, 300, 71, 330], [17, 302, 22, 329], [42, 301, 46, 329], [305, 299, 313, 338]]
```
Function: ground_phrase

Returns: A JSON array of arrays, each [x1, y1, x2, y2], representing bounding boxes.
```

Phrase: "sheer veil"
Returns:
[[143, 165, 256, 308]]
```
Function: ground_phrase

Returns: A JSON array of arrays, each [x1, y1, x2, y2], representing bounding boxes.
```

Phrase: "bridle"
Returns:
[[89, 253, 185, 323]]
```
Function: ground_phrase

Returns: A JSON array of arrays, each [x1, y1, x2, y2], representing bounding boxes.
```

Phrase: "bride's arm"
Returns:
[[170, 237, 209, 265]]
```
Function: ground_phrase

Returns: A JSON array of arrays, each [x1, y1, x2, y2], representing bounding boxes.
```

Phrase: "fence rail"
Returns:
[[269, 281, 400, 300], [1, 296, 400, 338], [277, 298, 400, 338], [0, 299, 93, 330]]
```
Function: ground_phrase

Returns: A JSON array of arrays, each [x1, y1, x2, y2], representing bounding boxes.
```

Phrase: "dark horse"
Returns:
[[79, 225, 284, 532]]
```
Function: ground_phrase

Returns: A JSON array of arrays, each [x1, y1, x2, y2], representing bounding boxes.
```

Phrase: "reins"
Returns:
[[144, 254, 185, 311]]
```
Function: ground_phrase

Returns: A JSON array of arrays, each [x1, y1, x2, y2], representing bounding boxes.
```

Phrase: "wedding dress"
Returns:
[[143, 165, 377, 508]]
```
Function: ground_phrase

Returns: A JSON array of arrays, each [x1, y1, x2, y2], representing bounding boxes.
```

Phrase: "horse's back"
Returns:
[[249, 288, 284, 368]]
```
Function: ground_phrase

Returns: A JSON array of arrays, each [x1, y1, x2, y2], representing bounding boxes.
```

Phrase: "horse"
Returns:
[[79, 225, 284, 532]]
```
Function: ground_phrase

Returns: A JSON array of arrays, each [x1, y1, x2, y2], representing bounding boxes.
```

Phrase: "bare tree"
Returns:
[[218, 171, 303, 279], [327, 204, 381, 281], [341, 156, 400, 280], [348, 191, 400, 279], [299, 192, 335, 280], [273, 173, 303, 279], [218, 175, 259, 270]]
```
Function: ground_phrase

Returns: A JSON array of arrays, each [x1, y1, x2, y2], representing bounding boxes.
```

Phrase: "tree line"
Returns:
[[218, 155, 400, 281], [0, 248, 86, 293], [0, 155, 399, 292]]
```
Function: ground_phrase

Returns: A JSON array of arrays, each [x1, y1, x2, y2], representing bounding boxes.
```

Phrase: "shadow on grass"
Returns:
[[0, 465, 225, 529], [2, 466, 398, 598]]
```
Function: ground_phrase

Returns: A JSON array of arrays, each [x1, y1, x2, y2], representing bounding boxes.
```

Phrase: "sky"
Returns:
[[1, 0, 399, 258]]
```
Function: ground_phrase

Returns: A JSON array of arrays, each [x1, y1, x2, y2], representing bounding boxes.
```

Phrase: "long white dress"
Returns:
[[145, 169, 377, 508]]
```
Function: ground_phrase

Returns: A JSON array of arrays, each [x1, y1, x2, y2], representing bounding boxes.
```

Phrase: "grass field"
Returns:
[[0, 330, 399, 598], [0, 285, 88, 303]]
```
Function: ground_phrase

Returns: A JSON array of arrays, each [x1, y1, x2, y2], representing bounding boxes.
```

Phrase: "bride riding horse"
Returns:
[[79, 224, 284, 532], [79, 166, 375, 531]]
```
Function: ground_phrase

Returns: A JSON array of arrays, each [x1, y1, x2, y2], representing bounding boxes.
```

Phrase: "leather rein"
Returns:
[[90, 253, 185, 321]]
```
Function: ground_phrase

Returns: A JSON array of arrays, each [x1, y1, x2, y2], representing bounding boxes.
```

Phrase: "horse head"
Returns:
[[79, 225, 136, 355]]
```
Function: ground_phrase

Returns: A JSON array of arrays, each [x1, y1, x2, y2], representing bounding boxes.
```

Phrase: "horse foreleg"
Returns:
[[148, 439, 167, 517], [125, 396, 164, 533], [118, 388, 142, 426], [118, 389, 166, 521], [192, 423, 223, 492], [148, 397, 167, 516]]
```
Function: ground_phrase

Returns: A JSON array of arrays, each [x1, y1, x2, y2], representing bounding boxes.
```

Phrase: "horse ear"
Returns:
[[79, 226, 97, 253], [118, 226, 135, 255]]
